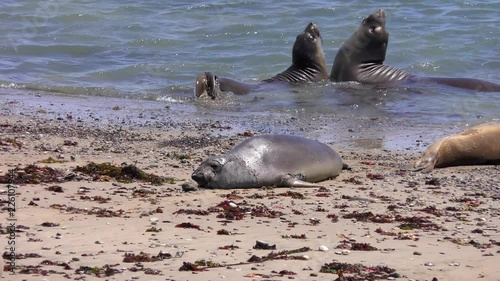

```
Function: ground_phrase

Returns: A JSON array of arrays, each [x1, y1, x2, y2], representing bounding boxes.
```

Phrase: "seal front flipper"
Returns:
[[195, 72, 219, 99], [195, 72, 209, 98], [405, 156, 437, 173], [280, 174, 324, 188]]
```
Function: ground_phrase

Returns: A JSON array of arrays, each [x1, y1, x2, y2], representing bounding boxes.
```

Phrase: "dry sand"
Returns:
[[0, 93, 499, 281]]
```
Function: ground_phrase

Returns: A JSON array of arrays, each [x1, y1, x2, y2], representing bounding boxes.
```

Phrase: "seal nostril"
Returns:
[[191, 173, 208, 186]]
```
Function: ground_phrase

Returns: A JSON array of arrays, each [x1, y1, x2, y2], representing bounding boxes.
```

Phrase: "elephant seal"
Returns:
[[408, 123, 500, 173], [195, 22, 329, 99], [330, 9, 500, 92], [191, 135, 343, 189]]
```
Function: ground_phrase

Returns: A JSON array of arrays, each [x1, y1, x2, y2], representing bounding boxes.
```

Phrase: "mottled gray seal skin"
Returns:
[[330, 9, 500, 92], [195, 22, 329, 99], [408, 123, 500, 173], [191, 135, 343, 189]]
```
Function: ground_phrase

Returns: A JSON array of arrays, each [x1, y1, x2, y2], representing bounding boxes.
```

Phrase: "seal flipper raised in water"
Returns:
[[330, 9, 500, 92], [191, 135, 343, 189], [407, 123, 500, 173], [195, 22, 329, 99]]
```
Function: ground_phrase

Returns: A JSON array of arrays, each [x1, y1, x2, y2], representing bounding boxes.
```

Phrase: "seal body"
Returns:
[[330, 10, 500, 92], [195, 22, 329, 99], [330, 9, 411, 85], [262, 22, 329, 83], [409, 123, 500, 172], [192, 135, 343, 189]]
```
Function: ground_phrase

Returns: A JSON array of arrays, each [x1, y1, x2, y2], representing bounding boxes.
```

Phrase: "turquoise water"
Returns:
[[0, 0, 498, 123]]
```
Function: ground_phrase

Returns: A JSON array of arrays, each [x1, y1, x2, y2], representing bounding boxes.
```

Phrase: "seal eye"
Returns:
[[209, 162, 221, 171]]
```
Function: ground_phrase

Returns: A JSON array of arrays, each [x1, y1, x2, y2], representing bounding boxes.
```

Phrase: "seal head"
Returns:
[[330, 9, 392, 82], [192, 155, 257, 189], [292, 22, 327, 71]]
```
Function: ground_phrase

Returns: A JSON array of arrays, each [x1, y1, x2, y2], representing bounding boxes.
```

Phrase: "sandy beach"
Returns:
[[0, 93, 499, 281]]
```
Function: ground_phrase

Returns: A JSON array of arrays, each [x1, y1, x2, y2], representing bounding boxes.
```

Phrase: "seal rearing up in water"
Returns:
[[330, 9, 500, 92], [195, 22, 329, 99]]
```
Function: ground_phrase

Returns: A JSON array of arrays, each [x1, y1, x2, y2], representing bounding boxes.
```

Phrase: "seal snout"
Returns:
[[375, 9, 386, 23], [304, 22, 321, 39], [191, 170, 208, 187]]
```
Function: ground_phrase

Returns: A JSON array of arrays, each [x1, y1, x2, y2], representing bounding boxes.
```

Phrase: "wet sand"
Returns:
[[0, 92, 499, 280]]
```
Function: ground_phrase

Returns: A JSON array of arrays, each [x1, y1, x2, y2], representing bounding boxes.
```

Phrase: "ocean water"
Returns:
[[0, 0, 498, 124]]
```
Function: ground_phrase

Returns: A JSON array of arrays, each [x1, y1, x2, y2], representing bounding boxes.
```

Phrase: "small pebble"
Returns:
[[95, 240, 103, 244], [319, 245, 329, 252], [174, 251, 184, 258], [181, 182, 198, 192], [424, 262, 434, 266], [448, 262, 460, 266], [342, 250, 351, 255], [413, 251, 422, 256]]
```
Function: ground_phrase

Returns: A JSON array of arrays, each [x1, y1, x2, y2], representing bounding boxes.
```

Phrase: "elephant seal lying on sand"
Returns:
[[408, 123, 500, 172], [192, 135, 343, 189], [330, 9, 500, 92], [195, 22, 329, 99]]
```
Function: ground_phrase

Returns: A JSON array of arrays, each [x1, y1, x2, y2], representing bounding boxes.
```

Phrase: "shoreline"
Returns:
[[0, 92, 499, 280], [1, 88, 487, 153]]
